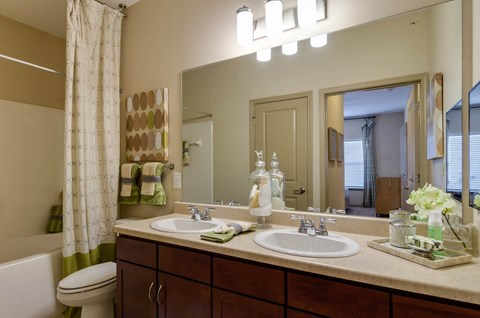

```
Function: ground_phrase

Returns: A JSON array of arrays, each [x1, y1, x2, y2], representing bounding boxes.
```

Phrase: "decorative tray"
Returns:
[[367, 238, 472, 269]]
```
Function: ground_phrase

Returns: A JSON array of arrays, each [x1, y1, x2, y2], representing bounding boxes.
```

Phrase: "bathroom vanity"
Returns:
[[114, 204, 480, 317]]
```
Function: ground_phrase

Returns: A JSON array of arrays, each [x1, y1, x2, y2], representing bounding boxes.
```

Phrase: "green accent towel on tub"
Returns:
[[46, 205, 63, 233]]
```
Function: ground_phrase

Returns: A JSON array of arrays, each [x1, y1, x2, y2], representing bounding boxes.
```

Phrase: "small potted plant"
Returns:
[[406, 183, 468, 250]]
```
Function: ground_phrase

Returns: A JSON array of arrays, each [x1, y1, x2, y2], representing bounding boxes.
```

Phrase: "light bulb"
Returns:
[[257, 48, 271, 62], [282, 41, 297, 55], [310, 33, 328, 48], [236, 6, 253, 46], [297, 0, 316, 28], [265, 0, 283, 38]]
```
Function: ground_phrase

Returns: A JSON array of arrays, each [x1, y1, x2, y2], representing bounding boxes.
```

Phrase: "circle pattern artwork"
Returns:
[[133, 94, 140, 110], [148, 91, 155, 108], [140, 92, 148, 110], [126, 96, 133, 112], [126, 88, 169, 162]]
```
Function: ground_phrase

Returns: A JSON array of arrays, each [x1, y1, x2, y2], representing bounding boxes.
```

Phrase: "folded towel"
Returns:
[[200, 222, 256, 243], [119, 163, 140, 205], [140, 162, 166, 206], [46, 205, 63, 233]]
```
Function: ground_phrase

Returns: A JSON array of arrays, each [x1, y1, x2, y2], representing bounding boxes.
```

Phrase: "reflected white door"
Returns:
[[251, 95, 309, 210]]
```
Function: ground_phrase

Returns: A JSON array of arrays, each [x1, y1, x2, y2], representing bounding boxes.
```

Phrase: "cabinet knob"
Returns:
[[148, 282, 155, 302]]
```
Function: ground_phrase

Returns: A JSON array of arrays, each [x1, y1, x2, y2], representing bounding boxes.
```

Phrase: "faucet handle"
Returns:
[[203, 207, 215, 221], [307, 207, 321, 213], [317, 217, 336, 236], [188, 205, 201, 220], [291, 215, 314, 234]]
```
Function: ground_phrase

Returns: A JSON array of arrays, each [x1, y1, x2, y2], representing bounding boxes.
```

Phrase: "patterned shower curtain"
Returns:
[[63, 0, 123, 277], [362, 118, 376, 207]]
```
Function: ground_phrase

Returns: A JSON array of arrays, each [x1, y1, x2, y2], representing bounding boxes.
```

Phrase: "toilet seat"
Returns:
[[58, 277, 116, 294]]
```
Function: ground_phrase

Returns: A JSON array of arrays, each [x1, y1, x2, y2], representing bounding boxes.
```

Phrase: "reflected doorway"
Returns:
[[326, 81, 421, 218]]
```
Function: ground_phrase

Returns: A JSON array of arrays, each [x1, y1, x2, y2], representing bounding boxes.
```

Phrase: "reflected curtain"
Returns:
[[362, 118, 376, 207], [63, 0, 123, 281]]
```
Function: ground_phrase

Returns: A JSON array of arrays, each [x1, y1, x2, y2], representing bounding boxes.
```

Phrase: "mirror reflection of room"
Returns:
[[469, 84, 480, 208], [341, 85, 414, 217]]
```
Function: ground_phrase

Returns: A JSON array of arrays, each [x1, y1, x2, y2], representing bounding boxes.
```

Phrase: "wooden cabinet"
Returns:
[[392, 295, 480, 318], [212, 288, 284, 318], [157, 272, 211, 318], [288, 272, 390, 318], [117, 235, 480, 318], [116, 260, 156, 318]]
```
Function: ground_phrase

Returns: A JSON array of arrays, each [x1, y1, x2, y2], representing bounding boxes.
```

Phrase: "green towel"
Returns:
[[201, 229, 236, 243], [119, 163, 141, 205], [140, 163, 167, 206], [46, 205, 63, 233], [200, 223, 257, 243]]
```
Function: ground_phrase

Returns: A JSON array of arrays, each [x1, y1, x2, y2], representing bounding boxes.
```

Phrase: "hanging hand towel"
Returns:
[[119, 163, 140, 205], [46, 205, 63, 233], [140, 162, 166, 205], [183, 141, 192, 166], [200, 221, 256, 243]]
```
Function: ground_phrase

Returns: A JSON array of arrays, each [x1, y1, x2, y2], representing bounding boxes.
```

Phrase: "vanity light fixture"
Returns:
[[236, 6, 253, 46], [297, 0, 316, 28], [265, 0, 283, 38], [257, 48, 272, 62], [310, 33, 328, 48], [282, 41, 298, 55]]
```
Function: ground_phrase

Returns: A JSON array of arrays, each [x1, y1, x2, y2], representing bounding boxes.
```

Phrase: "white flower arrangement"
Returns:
[[474, 194, 480, 209], [406, 183, 456, 219]]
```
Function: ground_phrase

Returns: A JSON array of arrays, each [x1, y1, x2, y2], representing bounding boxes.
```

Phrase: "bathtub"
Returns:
[[0, 233, 66, 318]]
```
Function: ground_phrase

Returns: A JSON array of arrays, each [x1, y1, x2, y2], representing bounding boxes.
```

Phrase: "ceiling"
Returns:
[[0, 0, 141, 39], [344, 85, 413, 118]]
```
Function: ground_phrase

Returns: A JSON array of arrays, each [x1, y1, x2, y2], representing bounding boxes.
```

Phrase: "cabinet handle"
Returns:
[[156, 283, 165, 304], [148, 282, 155, 302]]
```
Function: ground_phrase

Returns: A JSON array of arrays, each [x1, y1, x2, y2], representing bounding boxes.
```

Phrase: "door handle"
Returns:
[[403, 186, 410, 190], [293, 187, 306, 195], [156, 283, 165, 304], [148, 282, 155, 302]]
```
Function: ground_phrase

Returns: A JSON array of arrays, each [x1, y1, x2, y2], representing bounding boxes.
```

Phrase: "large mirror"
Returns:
[[445, 100, 462, 201], [182, 0, 462, 217], [469, 82, 480, 209]]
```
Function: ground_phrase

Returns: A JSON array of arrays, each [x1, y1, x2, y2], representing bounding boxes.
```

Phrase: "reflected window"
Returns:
[[345, 140, 364, 188], [470, 134, 480, 192], [446, 135, 462, 191]]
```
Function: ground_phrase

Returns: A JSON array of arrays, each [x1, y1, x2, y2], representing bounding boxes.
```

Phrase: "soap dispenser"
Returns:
[[249, 150, 272, 229], [269, 152, 285, 210]]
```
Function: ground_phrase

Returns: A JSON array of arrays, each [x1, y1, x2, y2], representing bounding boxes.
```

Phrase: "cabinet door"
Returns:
[[157, 272, 211, 318], [213, 288, 284, 318], [287, 309, 320, 318], [392, 295, 480, 318], [116, 260, 156, 318]]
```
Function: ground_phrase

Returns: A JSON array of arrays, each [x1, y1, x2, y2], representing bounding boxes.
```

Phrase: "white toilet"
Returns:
[[57, 218, 141, 318], [57, 261, 117, 317]]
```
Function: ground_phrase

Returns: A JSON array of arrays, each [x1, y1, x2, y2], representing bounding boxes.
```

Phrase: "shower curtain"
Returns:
[[362, 118, 376, 207], [63, 0, 123, 278]]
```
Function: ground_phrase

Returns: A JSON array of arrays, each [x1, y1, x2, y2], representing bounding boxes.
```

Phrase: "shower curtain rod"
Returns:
[[182, 107, 213, 117], [94, 1, 128, 17]]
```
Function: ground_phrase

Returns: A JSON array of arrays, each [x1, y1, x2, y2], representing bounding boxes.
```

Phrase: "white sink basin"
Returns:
[[150, 217, 226, 233], [254, 229, 360, 258]]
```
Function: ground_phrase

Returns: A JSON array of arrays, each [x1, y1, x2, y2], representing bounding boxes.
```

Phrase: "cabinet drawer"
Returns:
[[117, 236, 156, 268], [213, 288, 284, 318], [392, 295, 480, 318], [158, 245, 211, 284], [213, 257, 285, 304], [288, 272, 390, 318]]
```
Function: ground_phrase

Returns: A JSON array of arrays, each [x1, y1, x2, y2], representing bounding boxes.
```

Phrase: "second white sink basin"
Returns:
[[150, 217, 225, 233], [254, 229, 360, 258]]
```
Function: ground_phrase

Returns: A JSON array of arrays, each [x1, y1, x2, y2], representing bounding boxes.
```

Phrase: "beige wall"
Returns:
[[428, 0, 463, 190], [0, 16, 65, 241], [0, 15, 65, 109], [0, 100, 64, 241]]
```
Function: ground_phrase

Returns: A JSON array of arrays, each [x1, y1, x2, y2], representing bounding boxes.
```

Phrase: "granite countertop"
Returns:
[[114, 209, 480, 306]]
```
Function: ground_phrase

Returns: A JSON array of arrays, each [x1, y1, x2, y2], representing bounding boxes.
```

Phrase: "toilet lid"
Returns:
[[59, 262, 116, 290]]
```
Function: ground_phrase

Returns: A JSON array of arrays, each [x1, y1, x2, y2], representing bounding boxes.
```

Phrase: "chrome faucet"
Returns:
[[291, 215, 336, 236], [189, 205, 215, 221], [316, 217, 336, 236]]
